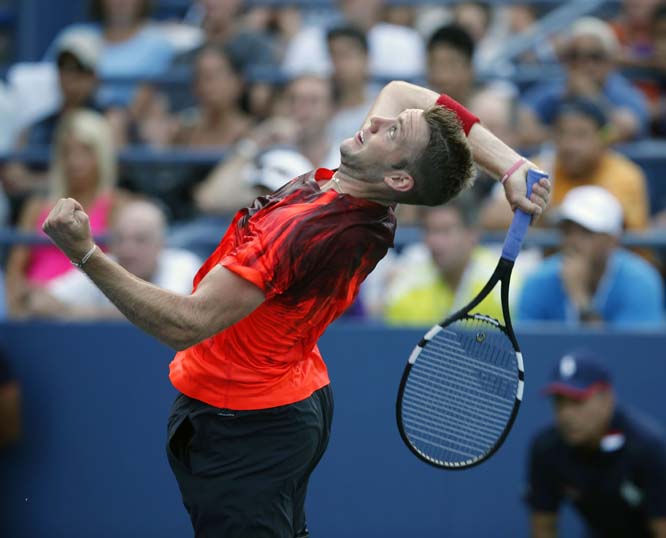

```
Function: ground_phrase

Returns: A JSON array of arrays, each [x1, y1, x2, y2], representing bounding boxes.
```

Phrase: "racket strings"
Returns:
[[400, 317, 519, 466]]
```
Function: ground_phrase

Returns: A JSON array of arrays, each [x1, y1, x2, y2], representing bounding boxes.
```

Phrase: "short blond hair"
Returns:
[[50, 109, 117, 199]]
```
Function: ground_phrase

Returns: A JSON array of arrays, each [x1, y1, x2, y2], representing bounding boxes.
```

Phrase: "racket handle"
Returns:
[[501, 168, 549, 262]]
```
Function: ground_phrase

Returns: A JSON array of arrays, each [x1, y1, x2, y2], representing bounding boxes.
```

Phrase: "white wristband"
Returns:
[[71, 244, 97, 268]]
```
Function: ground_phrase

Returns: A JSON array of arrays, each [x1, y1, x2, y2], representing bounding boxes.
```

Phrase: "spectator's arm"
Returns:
[[651, 519, 666, 538], [0, 380, 21, 447], [642, 439, 666, 537], [23, 286, 123, 320], [194, 117, 300, 214], [611, 263, 664, 326], [526, 434, 562, 538], [193, 149, 259, 214], [531, 512, 557, 538], [5, 197, 45, 317]]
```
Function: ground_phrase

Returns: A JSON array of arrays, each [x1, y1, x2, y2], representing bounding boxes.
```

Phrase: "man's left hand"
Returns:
[[42, 198, 95, 263], [503, 163, 552, 223]]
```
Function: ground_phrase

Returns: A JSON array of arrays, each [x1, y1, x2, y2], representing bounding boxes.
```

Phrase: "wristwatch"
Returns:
[[578, 303, 600, 322]]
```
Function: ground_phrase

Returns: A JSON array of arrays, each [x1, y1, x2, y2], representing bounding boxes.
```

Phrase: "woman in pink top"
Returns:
[[6, 109, 124, 316]]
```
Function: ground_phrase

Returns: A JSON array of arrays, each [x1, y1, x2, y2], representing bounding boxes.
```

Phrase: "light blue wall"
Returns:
[[1, 322, 664, 537]]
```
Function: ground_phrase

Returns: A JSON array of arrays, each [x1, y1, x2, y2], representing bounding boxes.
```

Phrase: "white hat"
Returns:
[[248, 148, 313, 192], [557, 186, 623, 235], [56, 31, 101, 72]]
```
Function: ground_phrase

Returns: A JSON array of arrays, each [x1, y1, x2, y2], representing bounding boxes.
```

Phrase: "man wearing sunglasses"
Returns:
[[519, 16, 648, 147]]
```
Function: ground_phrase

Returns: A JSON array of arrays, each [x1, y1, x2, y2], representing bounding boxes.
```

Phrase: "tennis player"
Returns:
[[42, 81, 551, 538]]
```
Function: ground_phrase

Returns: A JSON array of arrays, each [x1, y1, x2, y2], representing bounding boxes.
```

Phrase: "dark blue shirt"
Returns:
[[527, 408, 666, 537], [0, 353, 12, 385], [521, 72, 649, 138]]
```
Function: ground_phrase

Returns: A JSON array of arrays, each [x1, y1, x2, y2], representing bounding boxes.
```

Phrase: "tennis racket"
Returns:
[[396, 168, 548, 470]]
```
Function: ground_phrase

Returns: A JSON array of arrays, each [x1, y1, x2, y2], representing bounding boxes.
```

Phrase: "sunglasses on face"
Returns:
[[564, 50, 608, 63]]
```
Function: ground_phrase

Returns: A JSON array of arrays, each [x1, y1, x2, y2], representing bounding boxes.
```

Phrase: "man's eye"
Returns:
[[389, 126, 397, 138]]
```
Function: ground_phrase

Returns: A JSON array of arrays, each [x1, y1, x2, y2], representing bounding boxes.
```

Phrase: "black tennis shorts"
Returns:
[[166, 384, 334, 538]]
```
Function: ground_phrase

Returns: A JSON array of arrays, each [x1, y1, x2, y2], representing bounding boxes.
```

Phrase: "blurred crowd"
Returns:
[[2, 0, 666, 329]]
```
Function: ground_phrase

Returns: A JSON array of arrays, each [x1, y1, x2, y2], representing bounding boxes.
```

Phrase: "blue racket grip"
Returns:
[[500, 168, 549, 262]]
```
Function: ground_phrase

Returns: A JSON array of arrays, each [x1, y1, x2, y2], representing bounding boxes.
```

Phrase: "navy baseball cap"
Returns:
[[543, 350, 612, 400]]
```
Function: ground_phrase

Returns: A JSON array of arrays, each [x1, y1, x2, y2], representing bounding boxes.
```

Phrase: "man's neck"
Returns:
[[440, 257, 471, 292]]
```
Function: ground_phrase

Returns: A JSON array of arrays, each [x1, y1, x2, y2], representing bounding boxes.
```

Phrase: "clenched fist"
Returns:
[[42, 198, 95, 263]]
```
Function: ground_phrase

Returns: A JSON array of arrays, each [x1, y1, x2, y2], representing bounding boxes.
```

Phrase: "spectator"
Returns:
[[173, 45, 251, 148], [282, 0, 425, 80], [0, 350, 21, 448], [381, 193, 516, 326], [173, 0, 277, 76], [426, 24, 476, 105], [46, 0, 175, 110], [481, 97, 649, 231], [20, 33, 102, 149], [194, 145, 313, 216], [24, 199, 201, 320], [527, 350, 666, 538], [641, 5, 666, 137], [611, 0, 663, 67], [520, 17, 649, 146], [193, 74, 336, 217], [171, 146, 313, 260], [326, 26, 379, 148], [2, 33, 104, 210], [518, 186, 664, 327], [5, 110, 126, 317]]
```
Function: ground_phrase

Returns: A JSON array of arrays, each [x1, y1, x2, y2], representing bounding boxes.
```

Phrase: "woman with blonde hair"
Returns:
[[6, 109, 125, 317]]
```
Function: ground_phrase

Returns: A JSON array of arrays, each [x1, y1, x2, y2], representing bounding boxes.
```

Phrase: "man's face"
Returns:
[[339, 108, 430, 181], [553, 390, 613, 447], [427, 44, 473, 103], [111, 207, 163, 281], [283, 77, 333, 138], [554, 113, 605, 178], [423, 206, 477, 274], [195, 50, 240, 109], [61, 133, 98, 192], [560, 220, 615, 269], [102, 0, 145, 24], [328, 36, 368, 87], [564, 35, 613, 86], [58, 53, 97, 106]]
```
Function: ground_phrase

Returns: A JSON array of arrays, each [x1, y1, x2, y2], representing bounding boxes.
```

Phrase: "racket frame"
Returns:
[[395, 168, 547, 470]]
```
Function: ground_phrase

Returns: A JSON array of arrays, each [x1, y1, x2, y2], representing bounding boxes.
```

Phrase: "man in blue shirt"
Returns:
[[526, 351, 666, 538], [518, 185, 664, 327], [520, 17, 648, 145]]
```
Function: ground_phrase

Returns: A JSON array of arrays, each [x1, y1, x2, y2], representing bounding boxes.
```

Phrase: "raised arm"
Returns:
[[42, 198, 265, 350], [364, 81, 550, 216]]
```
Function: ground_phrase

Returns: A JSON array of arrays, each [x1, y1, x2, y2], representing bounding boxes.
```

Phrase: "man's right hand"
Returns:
[[561, 247, 593, 310]]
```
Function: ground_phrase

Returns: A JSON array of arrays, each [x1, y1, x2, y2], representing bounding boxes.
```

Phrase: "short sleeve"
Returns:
[[642, 439, 666, 517], [526, 433, 563, 512], [220, 205, 338, 300], [0, 353, 13, 385], [221, 200, 392, 301]]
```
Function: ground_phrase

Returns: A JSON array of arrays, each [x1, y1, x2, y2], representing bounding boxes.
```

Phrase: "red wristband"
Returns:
[[436, 94, 480, 136], [500, 158, 526, 184]]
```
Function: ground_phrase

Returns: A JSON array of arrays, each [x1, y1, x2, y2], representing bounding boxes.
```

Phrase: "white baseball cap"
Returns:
[[56, 31, 101, 72], [248, 148, 313, 192], [557, 185, 623, 236]]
